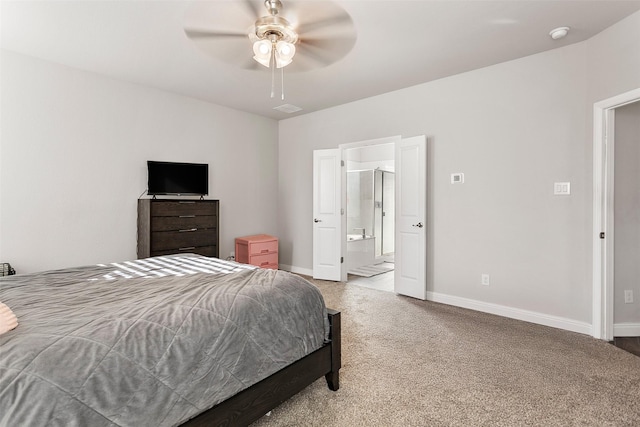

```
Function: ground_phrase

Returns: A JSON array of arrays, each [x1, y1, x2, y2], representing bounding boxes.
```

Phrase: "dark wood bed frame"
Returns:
[[181, 309, 341, 427]]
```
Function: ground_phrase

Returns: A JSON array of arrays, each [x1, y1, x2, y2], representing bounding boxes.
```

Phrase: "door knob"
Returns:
[[412, 222, 424, 228], [314, 218, 322, 223]]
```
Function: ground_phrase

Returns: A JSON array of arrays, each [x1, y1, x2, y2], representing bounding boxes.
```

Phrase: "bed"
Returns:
[[0, 254, 341, 426]]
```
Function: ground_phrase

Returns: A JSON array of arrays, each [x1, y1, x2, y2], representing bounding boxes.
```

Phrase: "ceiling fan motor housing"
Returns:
[[265, 0, 283, 16], [254, 14, 298, 44]]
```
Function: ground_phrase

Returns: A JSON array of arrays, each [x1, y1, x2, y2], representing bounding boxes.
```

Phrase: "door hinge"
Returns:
[[341, 160, 345, 167], [600, 232, 605, 239], [340, 257, 344, 264], [341, 208, 344, 215]]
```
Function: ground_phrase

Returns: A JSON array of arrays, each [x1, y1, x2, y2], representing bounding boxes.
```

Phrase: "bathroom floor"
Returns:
[[348, 264, 394, 293]]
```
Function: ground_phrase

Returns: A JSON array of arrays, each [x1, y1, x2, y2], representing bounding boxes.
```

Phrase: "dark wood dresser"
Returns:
[[137, 199, 219, 259]]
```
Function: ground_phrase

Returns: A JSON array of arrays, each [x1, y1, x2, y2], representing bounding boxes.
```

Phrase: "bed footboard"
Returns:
[[182, 309, 341, 427], [325, 309, 341, 391]]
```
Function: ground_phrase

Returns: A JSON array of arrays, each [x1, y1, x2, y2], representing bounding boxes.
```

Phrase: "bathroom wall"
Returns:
[[346, 170, 374, 238]]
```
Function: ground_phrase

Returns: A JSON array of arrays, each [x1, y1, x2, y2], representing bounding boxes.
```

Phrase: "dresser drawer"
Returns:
[[151, 201, 217, 217], [249, 253, 278, 268], [151, 245, 217, 258], [150, 215, 216, 232], [250, 240, 278, 255], [151, 229, 217, 251]]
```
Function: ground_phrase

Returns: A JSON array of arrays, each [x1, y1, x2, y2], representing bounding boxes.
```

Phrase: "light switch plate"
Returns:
[[554, 182, 571, 195]]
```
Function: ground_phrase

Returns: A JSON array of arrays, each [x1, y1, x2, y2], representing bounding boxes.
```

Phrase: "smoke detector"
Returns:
[[549, 27, 570, 40]]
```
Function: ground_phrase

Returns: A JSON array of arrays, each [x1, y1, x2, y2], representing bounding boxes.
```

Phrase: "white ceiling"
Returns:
[[2, 0, 640, 120]]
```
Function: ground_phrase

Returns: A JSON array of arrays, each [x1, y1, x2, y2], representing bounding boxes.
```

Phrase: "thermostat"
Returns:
[[451, 173, 464, 184]]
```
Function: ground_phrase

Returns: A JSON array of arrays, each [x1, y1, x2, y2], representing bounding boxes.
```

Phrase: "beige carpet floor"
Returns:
[[252, 277, 640, 426]]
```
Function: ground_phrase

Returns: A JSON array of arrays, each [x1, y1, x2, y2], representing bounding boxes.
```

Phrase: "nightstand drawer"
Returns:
[[250, 240, 278, 255], [250, 253, 278, 268]]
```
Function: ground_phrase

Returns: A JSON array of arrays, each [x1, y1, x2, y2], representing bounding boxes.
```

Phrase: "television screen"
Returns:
[[147, 161, 208, 196]]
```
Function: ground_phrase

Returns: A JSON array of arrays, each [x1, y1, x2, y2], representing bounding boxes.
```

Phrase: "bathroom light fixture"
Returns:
[[549, 26, 570, 40]]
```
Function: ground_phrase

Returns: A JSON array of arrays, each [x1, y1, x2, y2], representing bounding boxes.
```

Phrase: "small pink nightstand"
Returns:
[[235, 234, 278, 270]]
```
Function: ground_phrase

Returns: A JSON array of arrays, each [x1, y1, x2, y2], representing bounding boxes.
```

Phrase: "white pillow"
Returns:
[[0, 301, 18, 335]]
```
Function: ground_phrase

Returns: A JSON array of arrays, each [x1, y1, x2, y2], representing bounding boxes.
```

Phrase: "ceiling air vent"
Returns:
[[273, 104, 303, 114]]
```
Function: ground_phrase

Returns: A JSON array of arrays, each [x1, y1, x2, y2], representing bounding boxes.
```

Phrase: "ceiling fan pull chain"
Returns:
[[270, 45, 275, 98], [281, 66, 285, 100]]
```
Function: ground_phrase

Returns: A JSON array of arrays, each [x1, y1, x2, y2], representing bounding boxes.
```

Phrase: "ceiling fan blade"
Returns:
[[299, 38, 354, 58], [242, 0, 262, 19], [184, 28, 247, 39], [296, 13, 353, 35], [289, 33, 357, 71]]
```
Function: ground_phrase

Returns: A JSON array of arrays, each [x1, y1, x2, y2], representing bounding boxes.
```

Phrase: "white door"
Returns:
[[313, 149, 342, 281], [394, 135, 427, 299]]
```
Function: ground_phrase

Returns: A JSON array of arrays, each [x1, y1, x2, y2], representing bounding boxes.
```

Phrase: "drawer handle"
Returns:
[[179, 215, 196, 218], [179, 247, 196, 251], [179, 228, 197, 232], [178, 201, 196, 204], [260, 262, 269, 266], [261, 249, 269, 253]]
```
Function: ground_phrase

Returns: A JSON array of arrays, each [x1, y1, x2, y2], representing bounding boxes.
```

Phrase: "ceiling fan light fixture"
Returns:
[[252, 39, 272, 67], [275, 40, 295, 68]]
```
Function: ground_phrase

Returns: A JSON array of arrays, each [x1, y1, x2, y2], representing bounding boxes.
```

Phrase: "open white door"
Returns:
[[313, 149, 342, 281], [394, 135, 427, 299]]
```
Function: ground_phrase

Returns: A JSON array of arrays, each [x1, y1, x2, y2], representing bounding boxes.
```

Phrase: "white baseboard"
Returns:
[[280, 269, 594, 336], [613, 323, 640, 337], [279, 264, 313, 277], [427, 291, 592, 336]]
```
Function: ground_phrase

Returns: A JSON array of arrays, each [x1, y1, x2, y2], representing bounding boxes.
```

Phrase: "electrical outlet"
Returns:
[[624, 290, 634, 304], [481, 274, 490, 286]]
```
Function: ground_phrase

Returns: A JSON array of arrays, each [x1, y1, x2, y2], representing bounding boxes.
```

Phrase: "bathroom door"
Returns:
[[394, 135, 427, 299], [312, 149, 342, 281]]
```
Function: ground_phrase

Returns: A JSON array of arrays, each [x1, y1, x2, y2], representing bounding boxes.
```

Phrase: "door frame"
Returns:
[[592, 87, 640, 340], [340, 136, 401, 282]]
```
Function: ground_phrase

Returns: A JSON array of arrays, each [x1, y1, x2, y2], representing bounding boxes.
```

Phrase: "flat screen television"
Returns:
[[147, 161, 208, 196]]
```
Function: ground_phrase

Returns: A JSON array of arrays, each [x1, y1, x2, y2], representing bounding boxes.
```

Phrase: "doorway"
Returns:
[[612, 100, 640, 356], [312, 135, 427, 299], [344, 142, 396, 292], [593, 88, 640, 341]]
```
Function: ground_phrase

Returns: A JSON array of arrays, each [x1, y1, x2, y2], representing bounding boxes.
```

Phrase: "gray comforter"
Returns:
[[0, 255, 328, 426]]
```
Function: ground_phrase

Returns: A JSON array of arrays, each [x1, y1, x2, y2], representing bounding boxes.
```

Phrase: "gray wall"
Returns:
[[278, 10, 640, 330], [0, 50, 279, 273], [614, 101, 640, 324], [279, 42, 590, 324]]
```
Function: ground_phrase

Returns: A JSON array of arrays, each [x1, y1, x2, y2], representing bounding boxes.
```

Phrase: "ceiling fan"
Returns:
[[183, 0, 357, 74]]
